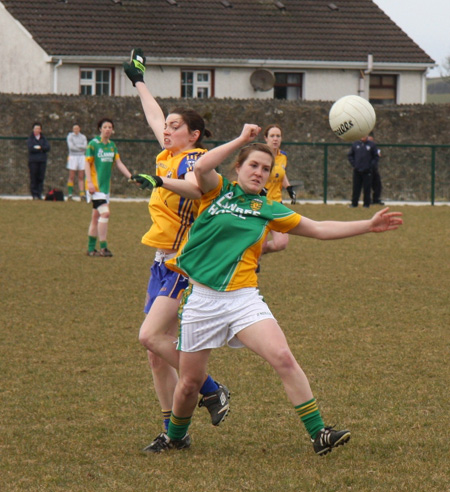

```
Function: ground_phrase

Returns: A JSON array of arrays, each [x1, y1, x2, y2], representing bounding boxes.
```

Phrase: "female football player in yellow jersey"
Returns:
[[262, 124, 296, 254], [149, 123, 403, 455], [123, 49, 230, 452]]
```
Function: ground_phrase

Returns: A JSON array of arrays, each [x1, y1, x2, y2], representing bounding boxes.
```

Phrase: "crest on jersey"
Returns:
[[250, 198, 263, 211]]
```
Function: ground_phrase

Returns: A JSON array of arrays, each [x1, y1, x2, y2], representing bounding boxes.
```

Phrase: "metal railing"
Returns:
[[1, 136, 449, 204]]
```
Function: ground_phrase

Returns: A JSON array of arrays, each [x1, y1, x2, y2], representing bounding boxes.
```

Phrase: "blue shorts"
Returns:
[[144, 259, 189, 314]]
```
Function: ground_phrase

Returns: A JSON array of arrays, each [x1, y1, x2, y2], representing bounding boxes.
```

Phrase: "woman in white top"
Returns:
[[66, 124, 87, 200]]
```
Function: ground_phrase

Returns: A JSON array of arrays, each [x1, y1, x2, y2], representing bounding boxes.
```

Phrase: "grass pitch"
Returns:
[[0, 200, 449, 491]]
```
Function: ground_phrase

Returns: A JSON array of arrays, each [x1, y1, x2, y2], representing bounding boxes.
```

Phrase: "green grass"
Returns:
[[1, 200, 449, 491]]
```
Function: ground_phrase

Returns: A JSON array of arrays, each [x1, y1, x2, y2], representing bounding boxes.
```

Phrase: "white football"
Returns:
[[329, 95, 376, 142]]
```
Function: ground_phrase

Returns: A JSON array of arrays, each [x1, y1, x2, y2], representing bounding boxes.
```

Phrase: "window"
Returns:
[[274, 73, 302, 100], [369, 74, 397, 104], [80, 69, 112, 96], [181, 70, 212, 98]]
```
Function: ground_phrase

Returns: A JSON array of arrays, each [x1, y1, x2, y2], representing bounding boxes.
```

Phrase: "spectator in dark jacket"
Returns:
[[27, 122, 51, 200], [348, 136, 379, 208]]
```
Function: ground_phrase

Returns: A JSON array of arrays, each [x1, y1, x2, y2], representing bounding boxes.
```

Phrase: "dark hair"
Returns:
[[169, 107, 212, 149], [97, 118, 114, 131], [264, 123, 282, 138], [234, 143, 274, 171], [32, 122, 42, 129]]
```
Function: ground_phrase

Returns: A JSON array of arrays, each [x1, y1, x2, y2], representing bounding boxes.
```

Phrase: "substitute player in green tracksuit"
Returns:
[[148, 124, 403, 456]]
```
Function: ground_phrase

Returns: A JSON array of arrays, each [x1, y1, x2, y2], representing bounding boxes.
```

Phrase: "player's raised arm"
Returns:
[[194, 124, 261, 193], [123, 48, 165, 148]]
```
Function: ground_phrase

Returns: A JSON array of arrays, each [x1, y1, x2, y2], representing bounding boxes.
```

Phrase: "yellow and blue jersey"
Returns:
[[266, 149, 288, 202], [167, 175, 301, 291], [141, 148, 207, 251]]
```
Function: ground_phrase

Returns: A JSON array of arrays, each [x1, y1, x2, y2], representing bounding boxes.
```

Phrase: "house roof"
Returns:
[[1, 0, 434, 65]]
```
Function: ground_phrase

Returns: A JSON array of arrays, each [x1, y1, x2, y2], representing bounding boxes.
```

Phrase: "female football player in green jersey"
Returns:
[[148, 123, 403, 455], [85, 118, 132, 257], [123, 49, 230, 452]]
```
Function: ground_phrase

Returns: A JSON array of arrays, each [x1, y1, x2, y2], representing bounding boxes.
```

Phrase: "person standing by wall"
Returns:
[[85, 118, 132, 257], [27, 122, 51, 200], [368, 132, 384, 205], [348, 135, 379, 208], [66, 124, 88, 201]]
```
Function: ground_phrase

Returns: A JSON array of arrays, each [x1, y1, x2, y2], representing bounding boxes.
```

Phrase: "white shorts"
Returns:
[[177, 285, 276, 352], [86, 191, 109, 204], [66, 155, 86, 171]]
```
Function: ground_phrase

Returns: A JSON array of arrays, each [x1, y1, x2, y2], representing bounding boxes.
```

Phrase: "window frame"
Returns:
[[273, 72, 303, 100], [79, 67, 114, 96], [181, 69, 214, 98], [369, 73, 398, 105]]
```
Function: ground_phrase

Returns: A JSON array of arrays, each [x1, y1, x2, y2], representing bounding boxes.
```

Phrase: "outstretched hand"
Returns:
[[129, 174, 163, 190], [369, 207, 403, 233]]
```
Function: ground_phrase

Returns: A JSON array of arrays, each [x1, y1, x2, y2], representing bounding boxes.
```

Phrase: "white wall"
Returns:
[[116, 65, 184, 97], [396, 71, 425, 104], [0, 4, 53, 94], [147, 66, 183, 97], [56, 65, 81, 94], [304, 69, 361, 101], [215, 68, 272, 99]]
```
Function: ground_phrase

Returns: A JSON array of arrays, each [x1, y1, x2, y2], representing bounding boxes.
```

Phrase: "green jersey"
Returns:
[[85, 136, 120, 195], [167, 175, 301, 291]]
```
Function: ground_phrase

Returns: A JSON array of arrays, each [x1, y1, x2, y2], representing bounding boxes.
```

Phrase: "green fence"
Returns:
[[1, 136, 449, 204]]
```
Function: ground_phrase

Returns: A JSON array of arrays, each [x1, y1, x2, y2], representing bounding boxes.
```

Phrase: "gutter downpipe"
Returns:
[[359, 54, 373, 99], [53, 59, 63, 94]]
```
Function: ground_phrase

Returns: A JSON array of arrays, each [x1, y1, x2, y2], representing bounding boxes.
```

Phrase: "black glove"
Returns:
[[129, 174, 163, 190], [286, 186, 296, 204], [259, 187, 268, 197], [123, 48, 146, 86]]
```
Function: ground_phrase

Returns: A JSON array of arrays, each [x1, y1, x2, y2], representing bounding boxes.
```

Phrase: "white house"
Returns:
[[0, 0, 435, 104]]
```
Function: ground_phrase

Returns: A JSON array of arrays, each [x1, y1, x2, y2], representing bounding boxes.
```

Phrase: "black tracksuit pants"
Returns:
[[28, 161, 47, 199], [352, 169, 372, 207]]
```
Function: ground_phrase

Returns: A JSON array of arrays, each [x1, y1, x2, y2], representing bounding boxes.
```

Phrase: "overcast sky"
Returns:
[[373, 0, 450, 78]]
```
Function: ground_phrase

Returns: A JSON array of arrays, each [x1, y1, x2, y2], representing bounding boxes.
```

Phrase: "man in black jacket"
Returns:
[[348, 135, 379, 208], [27, 122, 51, 200]]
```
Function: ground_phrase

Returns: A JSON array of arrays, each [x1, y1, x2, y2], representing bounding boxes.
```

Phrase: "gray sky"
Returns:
[[373, 0, 450, 77]]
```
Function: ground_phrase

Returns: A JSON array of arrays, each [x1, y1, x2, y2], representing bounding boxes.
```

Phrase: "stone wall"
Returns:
[[1, 94, 449, 201]]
